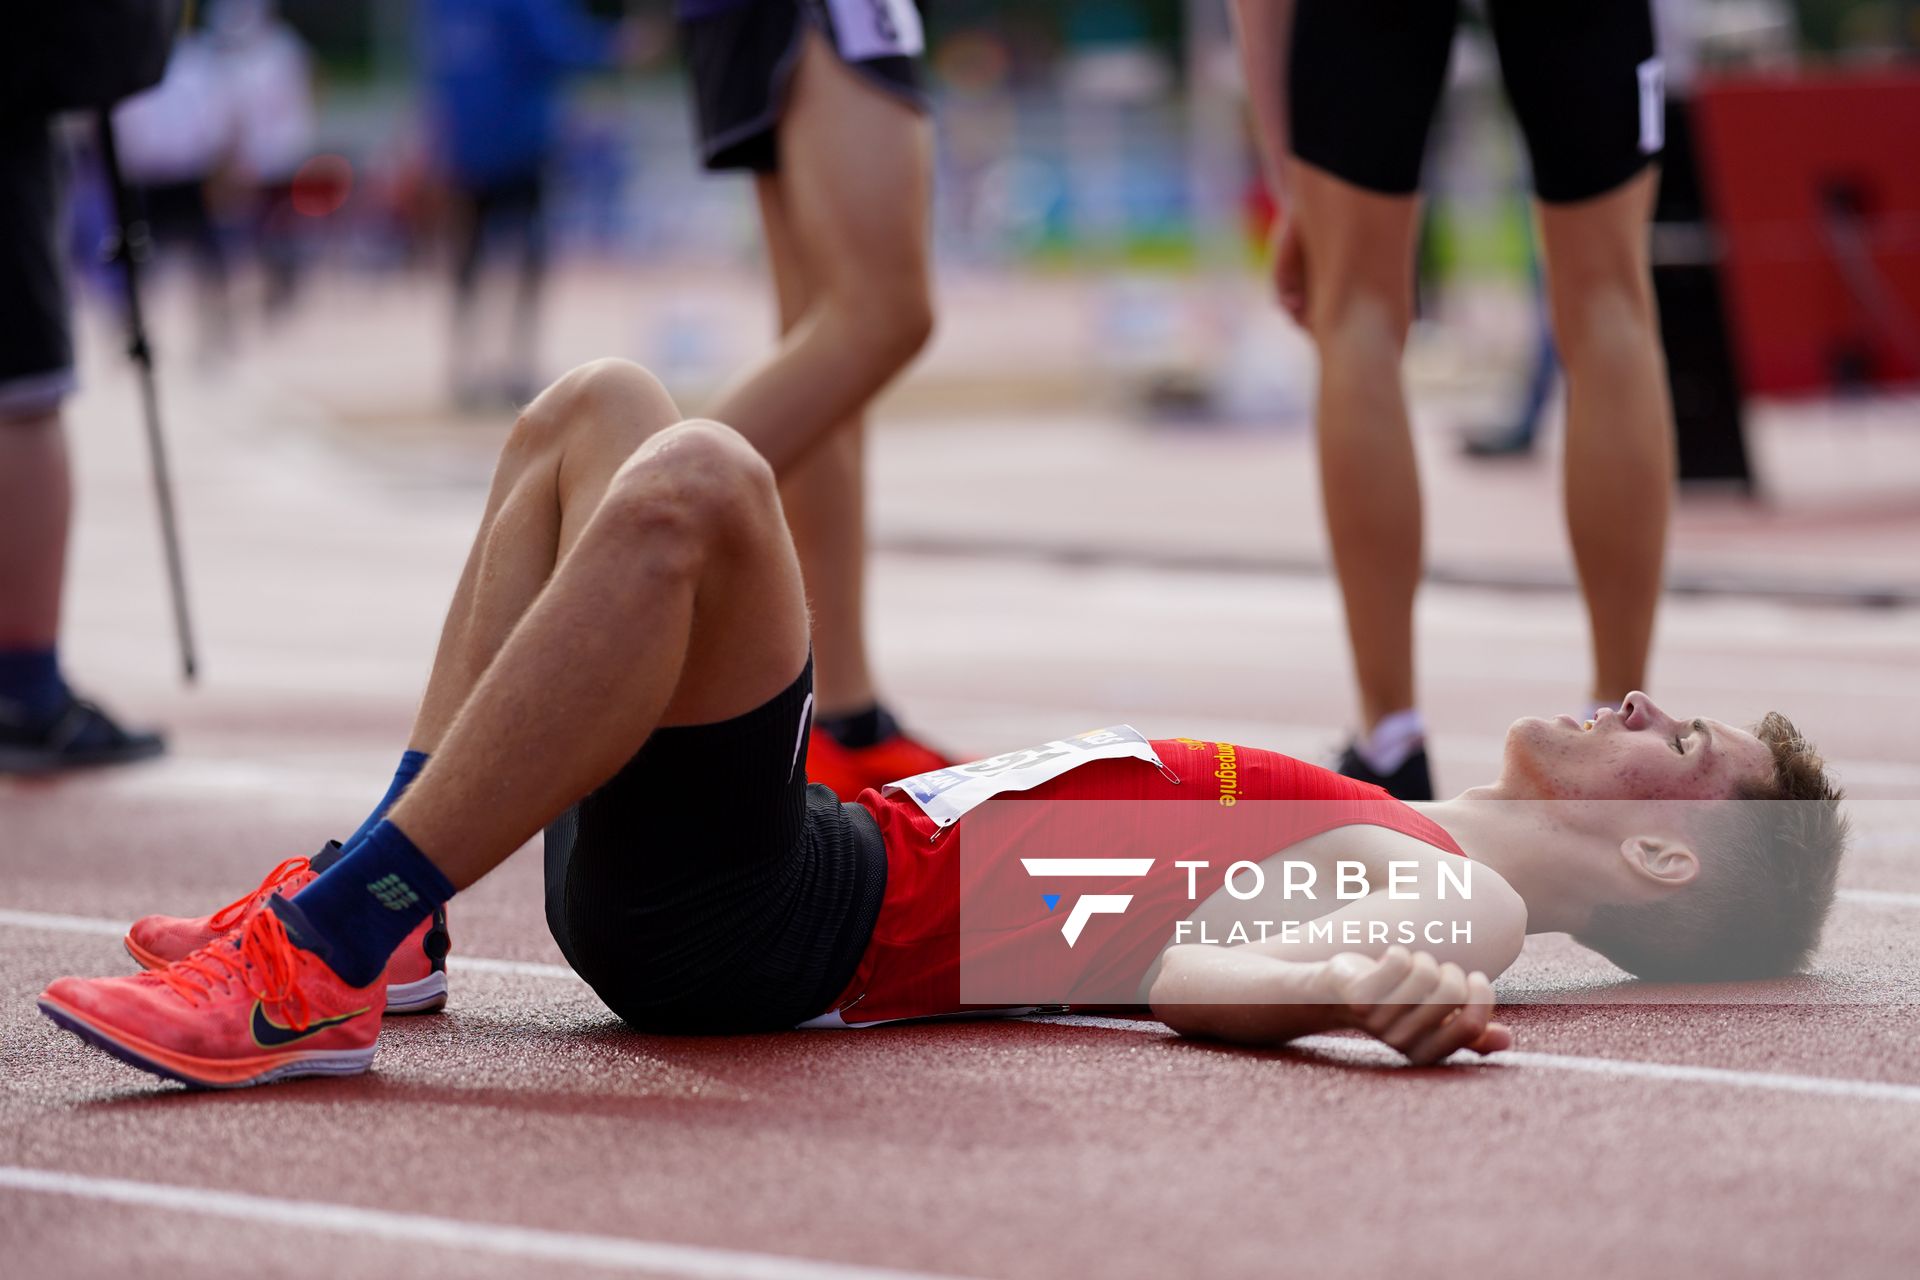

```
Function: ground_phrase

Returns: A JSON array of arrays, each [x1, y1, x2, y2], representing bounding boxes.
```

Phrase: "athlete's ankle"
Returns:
[[1354, 708, 1425, 776], [283, 820, 454, 988]]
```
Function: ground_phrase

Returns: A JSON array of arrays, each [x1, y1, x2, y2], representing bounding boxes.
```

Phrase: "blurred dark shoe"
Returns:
[[1335, 742, 1433, 802], [1458, 422, 1539, 459], [0, 693, 165, 774]]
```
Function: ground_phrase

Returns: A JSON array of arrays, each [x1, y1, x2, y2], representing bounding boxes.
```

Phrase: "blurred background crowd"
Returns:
[[64, 0, 1917, 443]]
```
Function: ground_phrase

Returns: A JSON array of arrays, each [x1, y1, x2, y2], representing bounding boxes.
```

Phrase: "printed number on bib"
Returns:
[[883, 725, 1172, 831], [826, 0, 925, 61]]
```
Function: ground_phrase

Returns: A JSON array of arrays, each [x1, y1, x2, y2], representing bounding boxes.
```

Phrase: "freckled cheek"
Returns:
[[1613, 766, 1688, 800]]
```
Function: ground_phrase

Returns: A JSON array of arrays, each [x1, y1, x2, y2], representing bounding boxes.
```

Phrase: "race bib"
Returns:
[[883, 725, 1170, 830], [825, 0, 925, 61]]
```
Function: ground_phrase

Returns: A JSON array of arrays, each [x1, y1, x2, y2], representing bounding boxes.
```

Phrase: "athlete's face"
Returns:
[[1502, 692, 1774, 802]]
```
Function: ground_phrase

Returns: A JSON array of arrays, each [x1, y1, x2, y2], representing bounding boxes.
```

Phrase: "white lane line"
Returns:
[[0, 909, 583, 984], [0, 909, 124, 938], [1030, 1015, 1920, 1105], [0, 1166, 966, 1280], [10, 906, 1920, 1104], [453, 955, 583, 982], [11, 740, 1919, 797], [1838, 888, 1920, 908]]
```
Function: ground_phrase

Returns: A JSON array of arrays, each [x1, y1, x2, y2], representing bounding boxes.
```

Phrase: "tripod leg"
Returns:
[[94, 111, 198, 682]]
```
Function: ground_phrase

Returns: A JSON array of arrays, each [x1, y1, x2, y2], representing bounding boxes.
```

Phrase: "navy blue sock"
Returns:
[[344, 750, 430, 850], [0, 649, 68, 720], [278, 819, 454, 987]]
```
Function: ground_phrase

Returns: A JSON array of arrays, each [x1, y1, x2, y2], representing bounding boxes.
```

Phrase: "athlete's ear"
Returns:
[[1618, 835, 1698, 889]]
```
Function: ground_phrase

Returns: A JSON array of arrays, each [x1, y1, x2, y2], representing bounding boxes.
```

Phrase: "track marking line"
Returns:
[[1837, 888, 1920, 908], [9, 905, 1920, 1103], [0, 1165, 968, 1280], [0, 909, 124, 938], [0, 909, 583, 984], [1030, 1015, 1920, 1105]]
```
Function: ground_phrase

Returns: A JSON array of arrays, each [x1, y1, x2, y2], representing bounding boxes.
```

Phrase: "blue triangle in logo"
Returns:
[[1042, 893, 1061, 912]]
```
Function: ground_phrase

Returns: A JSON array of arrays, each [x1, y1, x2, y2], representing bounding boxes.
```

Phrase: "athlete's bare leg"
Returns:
[[704, 32, 932, 718], [389, 411, 811, 889], [779, 414, 872, 715], [1287, 159, 1425, 732], [409, 360, 687, 748], [749, 175, 877, 716], [0, 408, 69, 649], [1536, 169, 1673, 704]]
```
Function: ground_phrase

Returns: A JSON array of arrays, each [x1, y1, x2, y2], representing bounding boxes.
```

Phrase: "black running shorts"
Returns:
[[0, 119, 75, 419], [680, 0, 929, 173], [543, 659, 888, 1033], [1288, 0, 1663, 204]]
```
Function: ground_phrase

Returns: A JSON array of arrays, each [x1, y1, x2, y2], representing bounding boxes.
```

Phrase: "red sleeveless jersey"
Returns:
[[828, 738, 1465, 1025]]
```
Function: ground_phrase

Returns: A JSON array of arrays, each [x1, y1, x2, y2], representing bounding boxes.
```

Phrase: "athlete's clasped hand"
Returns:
[[1319, 946, 1514, 1066]]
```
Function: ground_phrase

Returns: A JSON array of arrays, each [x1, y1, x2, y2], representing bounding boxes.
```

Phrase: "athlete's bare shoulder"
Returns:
[[1248, 823, 1528, 978]]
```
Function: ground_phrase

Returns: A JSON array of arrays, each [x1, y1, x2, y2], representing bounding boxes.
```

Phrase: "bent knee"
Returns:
[[884, 285, 936, 361], [652, 419, 777, 506], [836, 278, 936, 369], [508, 358, 677, 458], [600, 420, 776, 550]]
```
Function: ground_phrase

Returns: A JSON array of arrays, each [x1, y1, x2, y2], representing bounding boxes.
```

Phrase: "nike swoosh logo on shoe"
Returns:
[[249, 1001, 369, 1049]]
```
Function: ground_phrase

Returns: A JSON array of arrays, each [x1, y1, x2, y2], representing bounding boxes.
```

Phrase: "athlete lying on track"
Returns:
[[36, 360, 1848, 1087]]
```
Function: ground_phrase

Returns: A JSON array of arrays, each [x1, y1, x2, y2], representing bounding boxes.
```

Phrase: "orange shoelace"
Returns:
[[158, 909, 313, 1030], [205, 856, 312, 931]]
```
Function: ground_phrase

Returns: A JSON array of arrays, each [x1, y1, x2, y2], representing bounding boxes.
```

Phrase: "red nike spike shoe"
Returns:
[[41, 906, 383, 1089], [805, 726, 951, 801], [125, 842, 449, 1014]]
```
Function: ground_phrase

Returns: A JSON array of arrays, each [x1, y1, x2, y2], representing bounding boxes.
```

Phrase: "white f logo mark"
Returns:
[[1021, 858, 1156, 947]]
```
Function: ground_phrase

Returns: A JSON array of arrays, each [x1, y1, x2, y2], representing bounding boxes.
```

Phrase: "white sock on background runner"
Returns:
[[1356, 708, 1425, 775]]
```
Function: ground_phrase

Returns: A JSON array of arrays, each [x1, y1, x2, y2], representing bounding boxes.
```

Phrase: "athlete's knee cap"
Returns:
[[564, 358, 672, 417], [1551, 281, 1655, 365], [655, 419, 776, 515], [604, 420, 772, 550], [844, 277, 935, 368], [510, 358, 671, 458], [1310, 295, 1409, 361]]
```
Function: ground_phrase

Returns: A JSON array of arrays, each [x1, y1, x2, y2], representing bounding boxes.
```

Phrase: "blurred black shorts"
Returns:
[[542, 658, 889, 1033], [0, 119, 75, 420], [1288, 0, 1662, 204], [680, 0, 929, 174]]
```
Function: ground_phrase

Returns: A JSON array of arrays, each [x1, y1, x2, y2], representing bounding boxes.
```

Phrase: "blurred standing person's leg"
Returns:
[[1537, 172, 1669, 706], [502, 171, 550, 405], [1489, 0, 1673, 710], [1289, 163, 1429, 792], [447, 171, 547, 409], [683, 0, 945, 798], [445, 178, 486, 404], [419, 0, 624, 408], [1233, 0, 1461, 799], [207, 0, 320, 320], [0, 117, 163, 773]]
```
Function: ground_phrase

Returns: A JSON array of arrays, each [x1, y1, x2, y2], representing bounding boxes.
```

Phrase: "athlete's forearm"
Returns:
[[1229, 0, 1296, 203], [1146, 944, 1347, 1047]]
